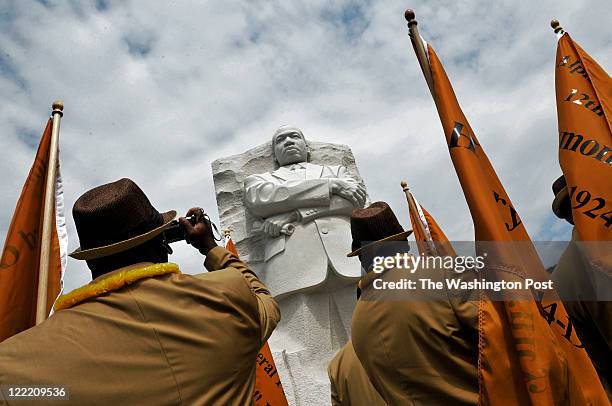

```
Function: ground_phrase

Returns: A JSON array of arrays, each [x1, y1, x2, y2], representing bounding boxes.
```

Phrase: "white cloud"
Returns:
[[0, 0, 609, 292]]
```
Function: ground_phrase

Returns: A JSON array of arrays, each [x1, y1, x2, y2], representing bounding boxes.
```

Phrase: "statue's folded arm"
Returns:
[[244, 175, 332, 218]]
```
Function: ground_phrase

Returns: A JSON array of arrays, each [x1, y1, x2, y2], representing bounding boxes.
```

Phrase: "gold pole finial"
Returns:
[[223, 228, 232, 238], [551, 19, 564, 35], [400, 180, 409, 190], [404, 9, 416, 27], [52, 100, 64, 117]]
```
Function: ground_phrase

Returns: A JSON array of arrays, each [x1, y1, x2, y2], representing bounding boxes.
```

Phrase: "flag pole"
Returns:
[[405, 9, 435, 97], [401, 180, 437, 255], [550, 19, 564, 35], [36, 100, 63, 324]]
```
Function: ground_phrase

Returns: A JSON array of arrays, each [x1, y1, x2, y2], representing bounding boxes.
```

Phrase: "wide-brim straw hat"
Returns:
[[347, 201, 412, 257], [69, 178, 176, 261]]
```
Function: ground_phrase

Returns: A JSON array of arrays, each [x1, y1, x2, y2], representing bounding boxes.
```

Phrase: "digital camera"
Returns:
[[163, 214, 198, 244]]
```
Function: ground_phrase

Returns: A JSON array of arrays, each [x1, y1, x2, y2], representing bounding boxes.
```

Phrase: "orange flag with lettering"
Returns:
[[407, 194, 456, 256], [555, 32, 611, 264], [225, 235, 288, 406], [420, 41, 607, 404], [0, 119, 67, 342]]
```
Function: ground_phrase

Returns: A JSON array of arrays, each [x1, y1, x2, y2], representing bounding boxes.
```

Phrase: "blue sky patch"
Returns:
[[16, 127, 39, 150], [95, 0, 109, 12], [0, 52, 27, 89], [124, 33, 155, 57], [321, 2, 371, 41]]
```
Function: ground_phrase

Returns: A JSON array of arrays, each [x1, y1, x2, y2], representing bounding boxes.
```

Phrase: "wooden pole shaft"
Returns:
[[35, 100, 63, 324], [405, 9, 435, 97]]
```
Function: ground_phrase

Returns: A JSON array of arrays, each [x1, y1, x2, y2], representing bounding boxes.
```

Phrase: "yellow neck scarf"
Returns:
[[54, 263, 180, 311]]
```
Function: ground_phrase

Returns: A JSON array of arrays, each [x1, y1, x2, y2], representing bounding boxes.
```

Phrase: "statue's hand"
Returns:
[[330, 179, 366, 207], [261, 211, 299, 237]]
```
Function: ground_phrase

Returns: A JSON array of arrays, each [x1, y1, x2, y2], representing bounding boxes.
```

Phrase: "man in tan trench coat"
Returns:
[[347, 202, 479, 406], [550, 175, 611, 399], [0, 178, 280, 405], [328, 339, 386, 406]]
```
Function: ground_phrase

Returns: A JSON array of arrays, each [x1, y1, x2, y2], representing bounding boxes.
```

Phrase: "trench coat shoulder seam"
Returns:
[[198, 266, 267, 346], [127, 286, 184, 405], [229, 266, 266, 346]]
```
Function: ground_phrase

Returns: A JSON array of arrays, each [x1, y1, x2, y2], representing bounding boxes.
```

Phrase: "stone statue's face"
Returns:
[[273, 131, 308, 166]]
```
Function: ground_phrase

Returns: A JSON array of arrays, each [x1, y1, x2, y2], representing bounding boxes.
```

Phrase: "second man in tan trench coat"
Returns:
[[346, 202, 479, 406]]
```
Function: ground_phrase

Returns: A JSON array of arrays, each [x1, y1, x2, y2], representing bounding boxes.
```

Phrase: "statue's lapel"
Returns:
[[305, 163, 323, 180], [272, 163, 322, 181], [272, 166, 292, 181]]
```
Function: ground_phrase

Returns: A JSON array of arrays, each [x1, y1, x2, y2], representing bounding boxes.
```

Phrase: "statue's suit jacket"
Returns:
[[0, 247, 280, 406], [244, 162, 362, 298]]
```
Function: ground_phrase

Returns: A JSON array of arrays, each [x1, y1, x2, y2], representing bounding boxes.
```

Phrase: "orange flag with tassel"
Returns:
[[225, 233, 288, 406], [554, 28, 612, 265], [403, 181, 456, 257], [405, 11, 607, 405], [0, 118, 67, 342]]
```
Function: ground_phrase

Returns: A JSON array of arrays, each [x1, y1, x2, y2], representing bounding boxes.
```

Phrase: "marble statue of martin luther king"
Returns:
[[244, 125, 366, 298], [243, 124, 367, 404]]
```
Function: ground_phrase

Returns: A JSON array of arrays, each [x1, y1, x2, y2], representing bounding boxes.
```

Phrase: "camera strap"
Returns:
[[202, 213, 223, 242]]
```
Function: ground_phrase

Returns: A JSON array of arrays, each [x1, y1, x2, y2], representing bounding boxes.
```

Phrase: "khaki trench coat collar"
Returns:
[[54, 262, 180, 311]]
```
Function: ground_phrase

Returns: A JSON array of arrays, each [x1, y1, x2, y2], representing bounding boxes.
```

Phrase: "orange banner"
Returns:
[[225, 237, 288, 406], [421, 207, 449, 243], [408, 197, 455, 256], [555, 33, 611, 265], [0, 119, 63, 342], [426, 44, 607, 404]]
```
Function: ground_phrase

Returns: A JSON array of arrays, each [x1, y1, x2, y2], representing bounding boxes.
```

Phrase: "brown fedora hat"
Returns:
[[69, 178, 176, 261], [347, 201, 413, 257], [551, 175, 573, 224]]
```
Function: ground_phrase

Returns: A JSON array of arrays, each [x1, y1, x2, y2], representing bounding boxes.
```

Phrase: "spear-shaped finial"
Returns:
[[551, 19, 564, 35], [404, 9, 417, 28]]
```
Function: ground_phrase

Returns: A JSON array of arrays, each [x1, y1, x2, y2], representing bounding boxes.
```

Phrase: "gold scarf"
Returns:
[[54, 263, 180, 311]]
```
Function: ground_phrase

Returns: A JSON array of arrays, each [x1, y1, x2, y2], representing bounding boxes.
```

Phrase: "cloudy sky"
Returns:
[[1, 0, 610, 292]]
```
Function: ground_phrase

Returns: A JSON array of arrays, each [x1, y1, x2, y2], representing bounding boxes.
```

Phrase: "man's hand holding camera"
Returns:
[[179, 207, 218, 255]]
